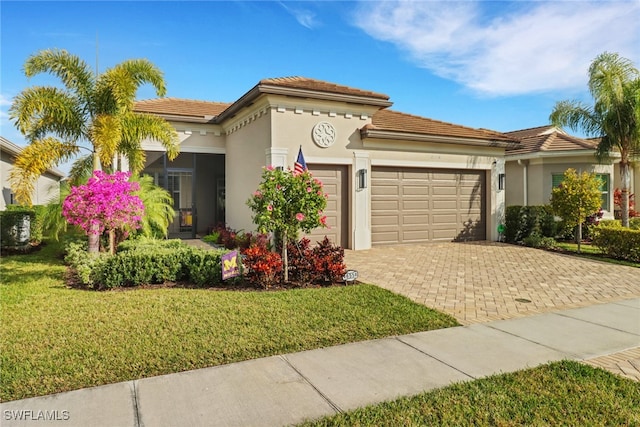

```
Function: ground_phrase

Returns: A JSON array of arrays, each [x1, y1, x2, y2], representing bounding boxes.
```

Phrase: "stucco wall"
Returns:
[[224, 110, 272, 233], [1, 151, 61, 209], [505, 156, 615, 217]]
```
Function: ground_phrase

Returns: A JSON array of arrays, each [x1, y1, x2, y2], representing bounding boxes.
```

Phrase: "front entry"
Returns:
[[166, 170, 195, 238]]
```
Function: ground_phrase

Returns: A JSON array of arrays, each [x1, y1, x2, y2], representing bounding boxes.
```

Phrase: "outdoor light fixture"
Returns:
[[498, 173, 505, 190], [357, 169, 367, 190]]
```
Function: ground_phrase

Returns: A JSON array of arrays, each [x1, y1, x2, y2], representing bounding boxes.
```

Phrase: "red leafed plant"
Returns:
[[311, 237, 346, 284], [613, 188, 638, 217], [241, 244, 283, 289]]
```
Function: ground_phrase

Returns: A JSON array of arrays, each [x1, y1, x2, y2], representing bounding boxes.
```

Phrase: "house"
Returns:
[[135, 77, 520, 249], [503, 125, 640, 219], [0, 136, 64, 209]]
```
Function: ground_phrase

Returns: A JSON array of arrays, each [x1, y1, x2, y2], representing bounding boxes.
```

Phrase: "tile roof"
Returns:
[[505, 125, 598, 155], [134, 98, 232, 120], [365, 109, 517, 142], [259, 76, 390, 101]]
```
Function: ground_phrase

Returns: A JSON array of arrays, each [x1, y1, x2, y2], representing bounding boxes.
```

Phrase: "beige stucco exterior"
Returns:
[[140, 81, 512, 248], [505, 152, 616, 218], [1, 137, 64, 209]]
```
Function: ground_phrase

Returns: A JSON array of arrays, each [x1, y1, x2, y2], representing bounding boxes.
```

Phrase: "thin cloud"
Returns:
[[354, 1, 640, 96], [0, 93, 12, 107], [278, 1, 320, 29]]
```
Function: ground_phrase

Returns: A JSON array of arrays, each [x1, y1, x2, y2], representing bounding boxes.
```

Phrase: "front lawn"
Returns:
[[301, 361, 640, 426], [0, 241, 458, 402], [555, 242, 640, 268]]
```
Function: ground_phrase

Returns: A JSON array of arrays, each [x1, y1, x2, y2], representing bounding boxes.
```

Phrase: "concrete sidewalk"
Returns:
[[2, 298, 639, 427]]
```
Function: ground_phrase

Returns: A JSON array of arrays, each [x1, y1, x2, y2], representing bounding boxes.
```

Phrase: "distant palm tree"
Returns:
[[9, 49, 179, 251], [550, 52, 640, 227]]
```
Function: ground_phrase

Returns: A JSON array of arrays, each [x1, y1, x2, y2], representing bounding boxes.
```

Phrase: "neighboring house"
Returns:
[[135, 77, 519, 249], [0, 136, 64, 209], [504, 126, 618, 218]]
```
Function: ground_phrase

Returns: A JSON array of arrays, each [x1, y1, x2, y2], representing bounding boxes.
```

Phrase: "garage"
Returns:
[[304, 164, 349, 247], [371, 167, 486, 245]]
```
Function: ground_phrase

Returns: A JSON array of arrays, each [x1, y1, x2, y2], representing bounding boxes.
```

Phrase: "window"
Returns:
[[552, 173, 610, 211], [597, 174, 610, 211]]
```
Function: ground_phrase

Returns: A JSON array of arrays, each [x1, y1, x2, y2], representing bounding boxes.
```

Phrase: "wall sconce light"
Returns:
[[498, 173, 505, 190], [357, 169, 367, 190]]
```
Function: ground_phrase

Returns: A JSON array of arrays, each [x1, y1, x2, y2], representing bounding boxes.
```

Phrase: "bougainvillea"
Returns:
[[246, 166, 328, 282], [63, 171, 144, 253]]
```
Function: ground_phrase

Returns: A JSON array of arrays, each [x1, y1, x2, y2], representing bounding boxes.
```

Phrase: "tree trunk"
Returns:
[[281, 229, 288, 283], [87, 151, 103, 254], [108, 229, 116, 255], [576, 221, 582, 254], [88, 228, 100, 254], [620, 161, 630, 228]]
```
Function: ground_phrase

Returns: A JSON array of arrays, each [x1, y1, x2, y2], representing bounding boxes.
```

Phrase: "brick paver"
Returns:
[[585, 348, 640, 381], [344, 242, 640, 325]]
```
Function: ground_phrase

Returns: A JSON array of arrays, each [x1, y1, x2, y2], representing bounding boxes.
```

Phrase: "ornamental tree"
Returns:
[[63, 171, 144, 254], [550, 169, 603, 253], [247, 166, 328, 282]]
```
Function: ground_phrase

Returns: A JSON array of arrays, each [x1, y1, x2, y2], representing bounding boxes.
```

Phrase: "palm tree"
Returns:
[[9, 49, 179, 251], [550, 52, 640, 227], [132, 174, 175, 239]]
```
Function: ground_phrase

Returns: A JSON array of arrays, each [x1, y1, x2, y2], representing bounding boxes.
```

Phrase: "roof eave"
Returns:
[[140, 112, 217, 124], [216, 83, 393, 123], [361, 128, 518, 148], [505, 149, 620, 161]]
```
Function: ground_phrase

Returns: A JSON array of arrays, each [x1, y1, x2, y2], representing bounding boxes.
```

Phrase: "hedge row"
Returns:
[[504, 205, 559, 243], [592, 225, 640, 262], [65, 240, 228, 289]]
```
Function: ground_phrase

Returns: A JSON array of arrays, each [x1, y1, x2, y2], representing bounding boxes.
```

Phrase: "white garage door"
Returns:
[[304, 165, 348, 248], [372, 167, 486, 245]]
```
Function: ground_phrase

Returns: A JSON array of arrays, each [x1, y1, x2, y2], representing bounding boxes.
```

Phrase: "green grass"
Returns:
[[555, 242, 640, 267], [301, 361, 640, 426], [0, 241, 458, 402]]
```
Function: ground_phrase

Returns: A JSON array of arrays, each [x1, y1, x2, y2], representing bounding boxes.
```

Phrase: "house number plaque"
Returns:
[[312, 121, 336, 148]]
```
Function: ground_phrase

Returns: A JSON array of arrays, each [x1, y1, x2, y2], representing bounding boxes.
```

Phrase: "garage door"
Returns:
[[372, 167, 485, 244], [304, 165, 348, 247]]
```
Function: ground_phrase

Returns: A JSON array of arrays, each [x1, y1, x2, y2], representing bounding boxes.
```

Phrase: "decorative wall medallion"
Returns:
[[312, 121, 336, 148]]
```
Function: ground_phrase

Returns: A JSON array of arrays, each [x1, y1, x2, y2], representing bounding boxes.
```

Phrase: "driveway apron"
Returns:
[[344, 242, 640, 325]]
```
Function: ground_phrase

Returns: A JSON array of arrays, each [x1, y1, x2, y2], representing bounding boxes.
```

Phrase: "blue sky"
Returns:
[[2, 0, 640, 171]]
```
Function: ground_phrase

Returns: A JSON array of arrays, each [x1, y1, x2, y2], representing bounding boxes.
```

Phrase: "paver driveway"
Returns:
[[344, 242, 640, 325]]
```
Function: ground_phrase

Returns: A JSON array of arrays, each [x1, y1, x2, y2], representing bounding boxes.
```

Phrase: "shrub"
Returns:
[[64, 241, 108, 286], [522, 234, 558, 250], [504, 205, 557, 243], [311, 236, 347, 284], [287, 238, 315, 284], [117, 238, 185, 252], [241, 244, 283, 289], [592, 226, 640, 262], [65, 239, 227, 289], [630, 218, 640, 230]]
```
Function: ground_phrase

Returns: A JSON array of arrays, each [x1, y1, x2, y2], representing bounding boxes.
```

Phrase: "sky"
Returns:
[[1, 0, 640, 173]]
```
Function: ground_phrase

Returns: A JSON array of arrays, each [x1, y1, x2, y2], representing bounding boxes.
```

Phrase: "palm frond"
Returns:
[[9, 87, 85, 141], [23, 49, 95, 105], [132, 174, 175, 238], [67, 154, 94, 186], [9, 137, 79, 205], [97, 59, 166, 112], [549, 100, 602, 137], [121, 112, 179, 163], [91, 114, 122, 168]]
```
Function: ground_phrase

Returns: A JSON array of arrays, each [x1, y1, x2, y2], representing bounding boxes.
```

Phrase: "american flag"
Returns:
[[294, 146, 307, 174]]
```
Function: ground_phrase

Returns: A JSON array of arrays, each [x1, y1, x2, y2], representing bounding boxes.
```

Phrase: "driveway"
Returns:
[[344, 242, 640, 325]]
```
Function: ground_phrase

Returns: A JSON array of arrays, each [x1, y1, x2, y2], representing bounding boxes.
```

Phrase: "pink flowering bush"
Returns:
[[246, 166, 328, 282], [63, 171, 144, 253]]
